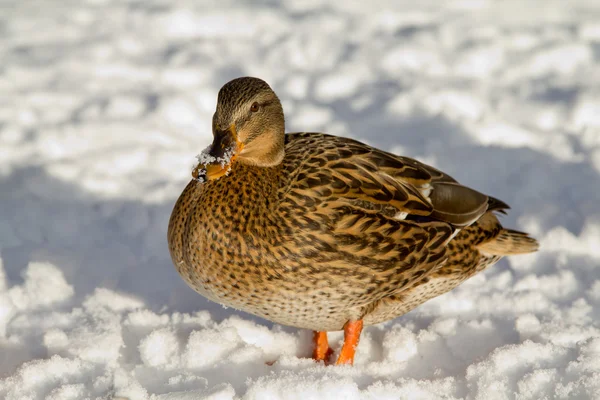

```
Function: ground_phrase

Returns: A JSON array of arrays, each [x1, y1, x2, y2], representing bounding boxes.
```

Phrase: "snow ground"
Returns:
[[1, 0, 600, 398]]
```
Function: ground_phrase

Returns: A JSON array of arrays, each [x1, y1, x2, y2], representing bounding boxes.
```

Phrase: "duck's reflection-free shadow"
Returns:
[[0, 166, 227, 317]]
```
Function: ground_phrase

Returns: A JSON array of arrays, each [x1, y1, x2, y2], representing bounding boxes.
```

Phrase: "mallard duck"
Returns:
[[168, 77, 538, 365]]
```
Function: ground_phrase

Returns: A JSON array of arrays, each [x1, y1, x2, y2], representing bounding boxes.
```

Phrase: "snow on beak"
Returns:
[[192, 124, 244, 182]]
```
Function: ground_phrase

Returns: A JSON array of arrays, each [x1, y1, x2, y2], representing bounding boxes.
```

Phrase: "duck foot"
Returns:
[[335, 320, 363, 365], [312, 331, 334, 363]]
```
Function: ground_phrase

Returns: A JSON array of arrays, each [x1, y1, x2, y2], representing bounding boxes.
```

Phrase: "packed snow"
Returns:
[[1, 0, 600, 399]]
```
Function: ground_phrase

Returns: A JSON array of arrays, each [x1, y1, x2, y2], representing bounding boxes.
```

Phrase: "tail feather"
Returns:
[[478, 228, 539, 255]]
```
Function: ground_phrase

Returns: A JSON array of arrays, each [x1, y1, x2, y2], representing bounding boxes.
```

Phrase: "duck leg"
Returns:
[[335, 320, 364, 365], [312, 331, 333, 362]]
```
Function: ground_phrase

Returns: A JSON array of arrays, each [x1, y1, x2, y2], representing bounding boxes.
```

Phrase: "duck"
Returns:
[[167, 76, 539, 365]]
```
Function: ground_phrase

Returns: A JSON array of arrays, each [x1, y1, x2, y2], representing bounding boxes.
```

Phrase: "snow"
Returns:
[[193, 145, 236, 183], [1, 0, 599, 399]]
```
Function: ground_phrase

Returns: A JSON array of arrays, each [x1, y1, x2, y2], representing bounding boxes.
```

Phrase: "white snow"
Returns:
[[193, 145, 236, 183], [1, 0, 600, 399]]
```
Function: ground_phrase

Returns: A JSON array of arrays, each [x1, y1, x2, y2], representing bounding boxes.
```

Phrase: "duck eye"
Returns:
[[250, 102, 260, 112]]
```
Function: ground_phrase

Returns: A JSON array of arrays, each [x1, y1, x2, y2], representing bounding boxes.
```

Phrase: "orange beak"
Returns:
[[192, 124, 244, 181]]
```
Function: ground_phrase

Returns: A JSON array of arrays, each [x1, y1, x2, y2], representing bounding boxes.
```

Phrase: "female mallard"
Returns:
[[168, 77, 538, 365]]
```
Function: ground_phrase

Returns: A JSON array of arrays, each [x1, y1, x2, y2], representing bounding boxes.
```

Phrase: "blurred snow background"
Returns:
[[1, 0, 600, 399]]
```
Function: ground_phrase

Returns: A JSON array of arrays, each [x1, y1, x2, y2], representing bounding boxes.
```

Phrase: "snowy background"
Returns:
[[1, 0, 600, 399]]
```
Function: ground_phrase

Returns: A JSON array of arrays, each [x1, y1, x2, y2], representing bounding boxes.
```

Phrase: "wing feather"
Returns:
[[284, 132, 491, 227], [279, 132, 504, 302]]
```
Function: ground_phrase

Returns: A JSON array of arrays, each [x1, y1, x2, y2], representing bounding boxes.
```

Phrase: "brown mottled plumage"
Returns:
[[168, 77, 538, 365]]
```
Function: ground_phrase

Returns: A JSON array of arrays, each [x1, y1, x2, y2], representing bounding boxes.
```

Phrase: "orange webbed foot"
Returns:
[[312, 331, 334, 364], [335, 320, 364, 365]]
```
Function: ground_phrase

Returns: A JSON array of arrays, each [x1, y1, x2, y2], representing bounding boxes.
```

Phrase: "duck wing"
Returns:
[[283, 132, 493, 228], [278, 132, 499, 304]]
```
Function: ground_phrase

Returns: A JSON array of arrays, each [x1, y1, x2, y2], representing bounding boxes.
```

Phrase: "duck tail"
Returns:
[[478, 229, 539, 255]]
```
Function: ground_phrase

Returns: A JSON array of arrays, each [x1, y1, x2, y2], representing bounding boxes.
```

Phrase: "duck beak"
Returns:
[[192, 124, 244, 181]]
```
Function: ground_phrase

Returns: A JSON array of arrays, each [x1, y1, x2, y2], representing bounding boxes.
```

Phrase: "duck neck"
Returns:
[[237, 130, 285, 168], [204, 162, 282, 232]]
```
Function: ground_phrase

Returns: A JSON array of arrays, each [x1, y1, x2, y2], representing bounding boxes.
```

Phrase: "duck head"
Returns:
[[193, 77, 285, 181]]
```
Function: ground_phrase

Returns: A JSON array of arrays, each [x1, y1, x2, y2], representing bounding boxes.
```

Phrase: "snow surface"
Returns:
[[1, 0, 600, 399]]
